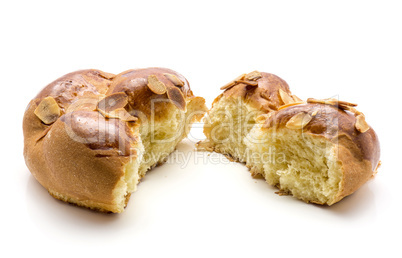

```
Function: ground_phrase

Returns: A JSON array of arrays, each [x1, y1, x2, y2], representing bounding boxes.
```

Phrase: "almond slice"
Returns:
[[307, 98, 357, 108], [279, 89, 294, 105], [220, 81, 237, 90], [67, 97, 99, 113], [311, 109, 319, 116], [147, 75, 167, 94], [307, 98, 331, 105], [97, 71, 115, 80], [34, 96, 61, 124], [355, 114, 370, 133], [97, 92, 128, 113], [220, 73, 246, 90], [96, 93, 135, 122], [164, 73, 184, 87], [286, 112, 312, 130], [342, 106, 362, 116], [235, 80, 258, 86], [292, 95, 303, 102], [166, 86, 186, 111], [245, 71, 262, 81], [278, 101, 305, 110], [338, 100, 358, 107], [101, 108, 137, 122], [338, 102, 358, 110]]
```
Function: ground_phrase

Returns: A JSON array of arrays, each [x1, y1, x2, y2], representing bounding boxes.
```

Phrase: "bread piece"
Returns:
[[245, 103, 380, 205], [201, 71, 301, 162], [201, 71, 380, 205], [23, 68, 207, 213]]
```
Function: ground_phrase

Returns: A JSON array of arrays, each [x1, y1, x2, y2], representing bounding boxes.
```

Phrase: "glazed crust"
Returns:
[[109, 68, 193, 121], [35, 69, 115, 111], [216, 72, 296, 112], [24, 103, 136, 212], [23, 68, 205, 213], [263, 103, 381, 204]]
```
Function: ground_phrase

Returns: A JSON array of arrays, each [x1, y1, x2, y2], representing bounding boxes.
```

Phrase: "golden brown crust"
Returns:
[[219, 72, 298, 113], [35, 69, 115, 111], [262, 103, 380, 204], [108, 68, 194, 120], [23, 68, 205, 213], [23, 101, 137, 213]]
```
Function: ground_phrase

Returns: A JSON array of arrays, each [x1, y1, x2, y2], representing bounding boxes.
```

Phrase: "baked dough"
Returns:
[[23, 68, 207, 213], [23, 68, 381, 211], [200, 71, 380, 205]]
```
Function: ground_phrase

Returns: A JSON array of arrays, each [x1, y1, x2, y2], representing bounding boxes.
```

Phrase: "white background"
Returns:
[[1, 0, 401, 257]]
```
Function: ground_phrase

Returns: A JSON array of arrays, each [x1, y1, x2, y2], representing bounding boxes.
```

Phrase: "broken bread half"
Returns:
[[201, 71, 302, 163], [200, 71, 380, 205], [245, 101, 380, 205], [23, 68, 207, 213]]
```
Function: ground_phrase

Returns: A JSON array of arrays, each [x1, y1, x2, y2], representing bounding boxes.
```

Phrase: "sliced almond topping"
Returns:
[[97, 92, 128, 113], [147, 75, 167, 94], [292, 95, 303, 102], [355, 114, 370, 133], [220, 81, 236, 90], [96, 93, 135, 122], [279, 89, 294, 105], [220, 73, 246, 90], [278, 101, 305, 110], [260, 91, 271, 101], [101, 108, 138, 122], [67, 97, 99, 113], [166, 86, 186, 111], [34, 96, 61, 124], [285, 112, 312, 130], [307, 98, 332, 105], [235, 80, 258, 86], [311, 109, 319, 116], [307, 98, 365, 119], [307, 98, 357, 109], [164, 73, 185, 87], [342, 106, 362, 116], [338, 100, 358, 107], [245, 70, 262, 81], [338, 103, 357, 110], [97, 71, 115, 80]]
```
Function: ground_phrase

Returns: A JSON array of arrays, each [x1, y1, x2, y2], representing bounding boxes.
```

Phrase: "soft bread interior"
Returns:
[[203, 96, 262, 162], [138, 106, 186, 177], [113, 140, 144, 212], [111, 107, 185, 212], [245, 127, 342, 205], [112, 98, 206, 212], [138, 98, 205, 177], [204, 96, 342, 205]]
